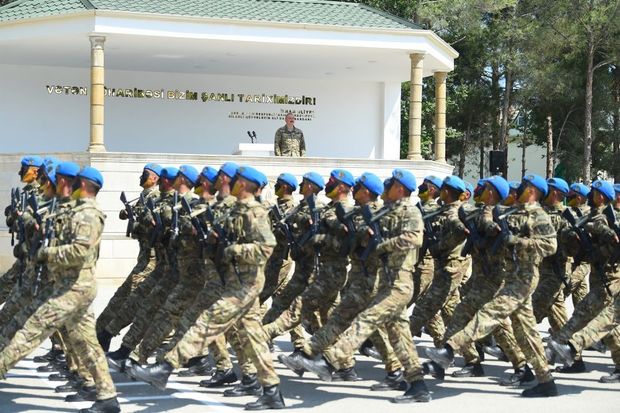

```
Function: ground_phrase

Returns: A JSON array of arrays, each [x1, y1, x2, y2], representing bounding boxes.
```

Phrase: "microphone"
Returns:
[[247, 131, 254, 143], [251, 131, 257, 143]]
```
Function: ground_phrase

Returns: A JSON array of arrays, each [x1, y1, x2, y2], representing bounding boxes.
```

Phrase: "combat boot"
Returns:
[[199, 368, 238, 388], [332, 367, 363, 381], [55, 378, 83, 393], [452, 363, 484, 378], [37, 362, 60, 373], [391, 379, 431, 403], [79, 397, 121, 413], [483, 345, 509, 362], [425, 344, 454, 369], [178, 356, 213, 377], [370, 369, 404, 391], [97, 330, 114, 353], [475, 343, 486, 362], [131, 361, 174, 390], [33, 348, 62, 363], [599, 369, 620, 383], [65, 385, 97, 402], [245, 385, 285, 410], [224, 374, 263, 397], [556, 359, 586, 373], [545, 347, 557, 365], [359, 339, 382, 360], [422, 361, 445, 380], [49, 370, 73, 381], [106, 345, 132, 372], [278, 349, 306, 377], [548, 338, 576, 366], [521, 380, 558, 397], [499, 365, 535, 387], [299, 354, 334, 382]]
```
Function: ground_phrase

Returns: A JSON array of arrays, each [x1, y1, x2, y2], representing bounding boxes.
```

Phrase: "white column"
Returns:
[[434, 71, 447, 162], [407, 53, 424, 160], [88, 36, 106, 152]]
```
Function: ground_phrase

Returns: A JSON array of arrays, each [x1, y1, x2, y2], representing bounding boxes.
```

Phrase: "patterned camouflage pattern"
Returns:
[[274, 125, 306, 157]]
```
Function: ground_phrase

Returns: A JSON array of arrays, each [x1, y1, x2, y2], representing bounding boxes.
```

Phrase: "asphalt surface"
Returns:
[[1, 282, 618, 413]]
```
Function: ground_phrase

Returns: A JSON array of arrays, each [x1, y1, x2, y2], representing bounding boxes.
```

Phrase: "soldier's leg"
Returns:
[[263, 296, 303, 344], [410, 256, 433, 306], [260, 257, 292, 305], [262, 259, 312, 324], [370, 327, 402, 373], [532, 273, 567, 333], [62, 325, 97, 388], [227, 325, 257, 377], [568, 302, 616, 356], [0, 260, 23, 304], [424, 313, 445, 347], [209, 335, 234, 371], [0, 282, 31, 328], [566, 263, 589, 307], [493, 320, 527, 369]]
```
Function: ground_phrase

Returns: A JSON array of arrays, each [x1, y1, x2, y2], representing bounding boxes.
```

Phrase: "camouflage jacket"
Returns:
[[128, 186, 159, 262], [541, 203, 570, 278], [42, 197, 105, 278], [373, 197, 423, 272], [350, 199, 382, 268], [502, 202, 557, 266], [268, 196, 297, 259], [141, 189, 176, 264], [175, 190, 201, 259], [287, 195, 325, 257], [274, 125, 306, 157], [429, 201, 468, 261], [314, 198, 352, 259]]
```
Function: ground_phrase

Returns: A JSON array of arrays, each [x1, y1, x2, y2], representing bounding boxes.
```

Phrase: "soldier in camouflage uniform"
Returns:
[[132, 165, 286, 410], [548, 180, 620, 381], [300, 169, 433, 404], [1, 155, 42, 303], [427, 174, 559, 398], [409, 175, 470, 348], [96, 163, 161, 351], [0, 165, 120, 413], [274, 112, 306, 157], [563, 183, 591, 307]]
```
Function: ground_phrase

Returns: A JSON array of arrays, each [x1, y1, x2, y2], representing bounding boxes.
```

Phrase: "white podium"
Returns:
[[233, 143, 274, 157]]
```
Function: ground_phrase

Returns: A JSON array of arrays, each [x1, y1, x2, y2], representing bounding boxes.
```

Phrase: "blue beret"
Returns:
[[392, 169, 416, 192], [160, 167, 179, 181], [200, 166, 218, 184], [591, 179, 615, 201], [569, 183, 590, 198], [56, 161, 80, 178], [509, 181, 520, 190], [303, 172, 325, 189], [43, 161, 59, 186], [523, 174, 548, 196], [547, 177, 569, 195], [424, 175, 444, 189], [144, 163, 162, 176], [219, 162, 239, 179], [78, 166, 104, 188], [277, 173, 298, 191], [486, 175, 510, 201], [442, 175, 466, 193], [477, 178, 488, 187], [237, 166, 266, 187], [465, 182, 474, 196], [330, 169, 355, 187], [21, 155, 44, 168], [357, 172, 383, 196], [614, 183, 620, 194], [42, 156, 58, 167], [179, 164, 199, 186]]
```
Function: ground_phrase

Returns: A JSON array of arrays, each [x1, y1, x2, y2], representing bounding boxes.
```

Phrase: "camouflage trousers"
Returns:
[[324, 267, 423, 382], [162, 266, 279, 387], [447, 264, 552, 383], [260, 253, 293, 305], [532, 268, 568, 333], [121, 267, 179, 350], [131, 257, 206, 363], [443, 261, 526, 368], [409, 256, 469, 345], [553, 269, 620, 344], [0, 259, 25, 304], [102, 260, 168, 337], [564, 262, 590, 307], [569, 295, 620, 369], [303, 261, 402, 373], [0, 270, 34, 330], [409, 254, 446, 345], [0, 269, 116, 400], [95, 252, 156, 334]]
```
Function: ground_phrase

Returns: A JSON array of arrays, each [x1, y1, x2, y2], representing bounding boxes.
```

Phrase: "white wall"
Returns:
[[0, 63, 394, 159]]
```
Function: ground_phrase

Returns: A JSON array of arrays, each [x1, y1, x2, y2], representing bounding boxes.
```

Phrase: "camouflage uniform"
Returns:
[[274, 126, 306, 157], [564, 204, 591, 306], [95, 186, 159, 334], [532, 203, 570, 332], [322, 198, 425, 383], [446, 202, 557, 383], [0, 197, 116, 400], [161, 196, 279, 387], [409, 201, 469, 345]]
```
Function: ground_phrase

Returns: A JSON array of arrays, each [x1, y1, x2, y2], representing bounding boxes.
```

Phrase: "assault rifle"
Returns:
[[415, 202, 442, 263], [459, 206, 483, 257], [29, 196, 58, 295], [145, 198, 163, 248], [298, 194, 321, 277], [119, 191, 136, 238], [359, 204, 392, 279], [490, 206, 519, 255], [181, 197, 209, 257], [603, 204, 620, 264], [171, 192, 179, 242], [204, 205, 240, 284], [8, 188, 20, 245], [335, 202, 356, 255], [271, 204, 297, 258]]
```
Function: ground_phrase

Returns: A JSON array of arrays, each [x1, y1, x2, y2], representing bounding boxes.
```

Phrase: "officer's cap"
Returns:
[[78, 166, 104, 188], [303, 172, 324, 190], [277, 173, 298, 191], [144, 163, 162, 176], [523, 174, 548, 196], [237, 166, 266, 187], [570, 183, 590, 198], [547, 177, 569, 196], [591, 179, 615, 201], [56, 162, 80, 178], [200, 166, 218, 184], [423, 175, 444, 190], [219, 162, 239, 179], [357, 172, 383, 196], [442, 175, 466, 194], [486, 175, 510, 201], [178, 165, 199, 186], [392, 169, 416, 192], [330, 169, 355, 187], [160, 167, 179, 181], [21, 155, 44, 168]]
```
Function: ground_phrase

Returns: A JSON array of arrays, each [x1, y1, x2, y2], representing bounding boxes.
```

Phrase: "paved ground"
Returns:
[[1, 282, 618, 412]]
